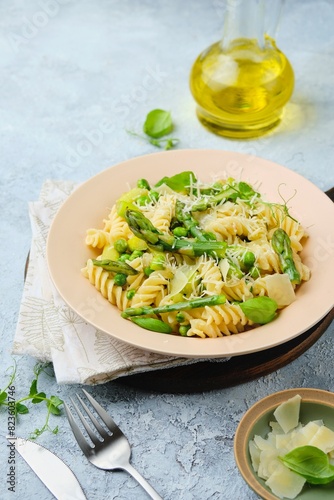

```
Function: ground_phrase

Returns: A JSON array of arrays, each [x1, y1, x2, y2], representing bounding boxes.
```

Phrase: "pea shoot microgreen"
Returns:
[[127, 109, 179, 150], [0, 360, 63, 439], [263, 183, 299, 225]]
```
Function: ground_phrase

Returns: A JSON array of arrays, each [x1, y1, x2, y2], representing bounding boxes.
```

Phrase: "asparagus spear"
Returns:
[[125, 209, 161, 244], [175, 200, 207, 241], [121, 294, 226, 318], [173, 239, 227, 258], [91, 259, 138, 275], [271, 229, 301, 284], [125, 209, 227, 258]]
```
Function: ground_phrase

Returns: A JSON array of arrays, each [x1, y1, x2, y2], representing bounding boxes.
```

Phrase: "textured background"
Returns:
[[1, 1, 334, 499]]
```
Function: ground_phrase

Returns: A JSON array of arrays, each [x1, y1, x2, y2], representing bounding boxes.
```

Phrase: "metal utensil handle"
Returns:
[[122, 463, 163, 500]]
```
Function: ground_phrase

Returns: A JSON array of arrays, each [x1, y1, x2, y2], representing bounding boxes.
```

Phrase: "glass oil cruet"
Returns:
[[189, 0, 294, 139]]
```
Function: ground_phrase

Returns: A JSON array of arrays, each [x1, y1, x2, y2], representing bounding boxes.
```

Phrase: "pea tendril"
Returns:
[[0, 360, 63, 439]]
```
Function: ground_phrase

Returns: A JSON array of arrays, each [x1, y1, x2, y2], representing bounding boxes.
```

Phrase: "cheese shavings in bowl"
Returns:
[[249, 395, 334, 499]]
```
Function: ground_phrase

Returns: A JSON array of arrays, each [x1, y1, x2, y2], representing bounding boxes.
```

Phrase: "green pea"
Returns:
[[126, 289, 136, 299], [128, 250, 143, 261], [132, 250, 143, 258], [114, 273, 127, 286], [243, 251, 256, 269], [137, 179, 151, 190], [144, 267, 154, 276], [176, 312, 185, 323], [173, 227, 188, 237], [179, 325, 190, 336], [136, 195, 150, 206], [114, 238, 128, 254], [149, 190, 159, 202], [249, 266, 260, 279], [118, 254, 130, 262]]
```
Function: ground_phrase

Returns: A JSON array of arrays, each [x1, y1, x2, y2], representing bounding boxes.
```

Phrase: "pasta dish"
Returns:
[[82, 171, 310, 338]]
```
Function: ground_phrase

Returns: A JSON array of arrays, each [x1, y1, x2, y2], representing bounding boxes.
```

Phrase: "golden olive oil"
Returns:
[[190, 38, 294, 139]]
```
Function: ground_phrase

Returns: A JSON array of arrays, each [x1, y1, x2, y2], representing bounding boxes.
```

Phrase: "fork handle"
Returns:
[[122, 463, 163, 500]]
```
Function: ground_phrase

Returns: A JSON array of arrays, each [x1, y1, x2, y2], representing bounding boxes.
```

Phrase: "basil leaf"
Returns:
[[280, 446, 334, 485], [155, 171, 197, 192], [143, 109, 173, 138], [130, 317, 172, 334], [239, 296, 278, 324]]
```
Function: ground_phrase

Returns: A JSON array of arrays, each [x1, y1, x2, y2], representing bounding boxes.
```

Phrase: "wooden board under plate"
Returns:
[[116, 308, 334, 393]]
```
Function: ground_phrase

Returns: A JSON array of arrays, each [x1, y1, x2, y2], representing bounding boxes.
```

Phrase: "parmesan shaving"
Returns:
[[263, 273, 296, 308]]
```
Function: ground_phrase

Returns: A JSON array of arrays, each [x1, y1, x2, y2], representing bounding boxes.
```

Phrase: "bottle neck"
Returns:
[[220, 0, 283, 51]]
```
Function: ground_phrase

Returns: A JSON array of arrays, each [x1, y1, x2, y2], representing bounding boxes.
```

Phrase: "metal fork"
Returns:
[[64, 389, 163, 500]]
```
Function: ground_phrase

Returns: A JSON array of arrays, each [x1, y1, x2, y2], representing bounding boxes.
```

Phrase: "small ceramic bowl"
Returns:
[[234, 388, 334, 500]]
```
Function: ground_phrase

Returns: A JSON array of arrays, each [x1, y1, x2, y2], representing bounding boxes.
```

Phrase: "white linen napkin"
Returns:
[[13, 180, 218, 385]]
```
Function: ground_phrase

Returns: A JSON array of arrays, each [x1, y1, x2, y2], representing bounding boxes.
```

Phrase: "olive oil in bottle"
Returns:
[[189, 0, 294, 139]]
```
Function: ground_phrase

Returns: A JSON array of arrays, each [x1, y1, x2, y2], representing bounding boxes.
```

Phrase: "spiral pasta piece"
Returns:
[[220, 281, 253, 302], [185, 303, 251, 338], [82, 259, 131, 310], [203, 215, 267, 244], [85, 229, 109, 249], [144, 193, 176, 233], [247, 240, 281, 274], [198, 258, 224, 295], [103, 205, 132, 242], [130, 269, 173, 308]]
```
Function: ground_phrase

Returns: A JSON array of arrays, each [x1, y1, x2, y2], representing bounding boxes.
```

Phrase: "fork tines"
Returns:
[[64, 389, 122, 455]]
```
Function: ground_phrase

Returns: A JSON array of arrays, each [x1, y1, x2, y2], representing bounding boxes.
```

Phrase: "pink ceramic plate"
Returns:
[[46, 149, 334, 358]]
